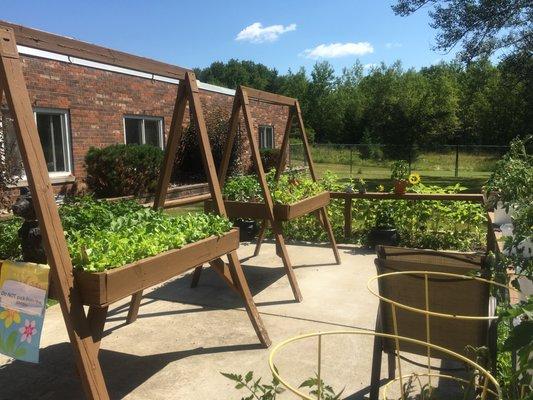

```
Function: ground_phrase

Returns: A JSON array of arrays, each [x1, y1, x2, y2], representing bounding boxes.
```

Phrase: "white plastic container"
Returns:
[[493, 201, 516, 225]]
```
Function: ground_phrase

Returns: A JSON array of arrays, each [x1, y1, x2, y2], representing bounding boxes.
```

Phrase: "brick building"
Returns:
[[0, 21, 289, 194]]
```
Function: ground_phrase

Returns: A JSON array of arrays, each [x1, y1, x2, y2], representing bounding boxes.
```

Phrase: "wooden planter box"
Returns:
[[205, 191, 330, 221], [51, 229, 239, 307]]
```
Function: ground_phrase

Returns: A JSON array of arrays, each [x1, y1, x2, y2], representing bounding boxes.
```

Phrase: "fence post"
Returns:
[[454, 144, 459, 178], [344, 197, 352, 241]]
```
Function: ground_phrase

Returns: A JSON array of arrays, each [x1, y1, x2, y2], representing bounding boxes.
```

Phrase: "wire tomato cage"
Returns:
[[268, 271, 516, 399]]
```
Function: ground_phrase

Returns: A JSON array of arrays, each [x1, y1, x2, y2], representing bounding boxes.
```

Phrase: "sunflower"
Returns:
[[408, 173, 421, 185], [377, 185, 385, 192]]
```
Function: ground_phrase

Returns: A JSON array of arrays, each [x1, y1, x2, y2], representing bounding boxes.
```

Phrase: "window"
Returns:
[[1, 108, 72, 178], [259, 125, 274, 149], [124, 116, 163, 148], [34, 109, 71, 174]]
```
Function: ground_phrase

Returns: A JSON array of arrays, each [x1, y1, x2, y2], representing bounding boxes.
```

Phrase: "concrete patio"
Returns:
[[0, 242, 450, 399]]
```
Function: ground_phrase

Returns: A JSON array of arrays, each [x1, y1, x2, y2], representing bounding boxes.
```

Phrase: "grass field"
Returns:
[[289, 144, 500, 192]]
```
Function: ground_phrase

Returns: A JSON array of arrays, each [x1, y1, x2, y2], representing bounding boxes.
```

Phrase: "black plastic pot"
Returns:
[[366, 227, 399, 248], [234, 219, 259, 241]]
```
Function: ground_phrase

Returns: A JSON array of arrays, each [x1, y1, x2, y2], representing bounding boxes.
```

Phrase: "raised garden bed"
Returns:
[[205, 191, 330, 221], [50, 229, 239, 306]]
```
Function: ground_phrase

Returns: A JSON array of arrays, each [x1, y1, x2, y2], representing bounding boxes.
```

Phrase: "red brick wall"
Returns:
[[8, 55, 288, 184]]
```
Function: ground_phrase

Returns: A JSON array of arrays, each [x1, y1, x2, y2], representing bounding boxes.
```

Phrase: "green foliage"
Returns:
[[223, 171, 324, 205], [198, 57, 531, 149], [0, 197, 232, 272], [259, 148, 281, 172], [220, 370, 284, 400], [392, 0, 532, 62], [172, 106, 244, 183], [283, 174, 486, 252], [485, 136, 533, 209], [221, 370, 344, 400], [299, 375, 344, 400], [85, 144, 163, 198], [0, 217, 22, 260], [390, 160, 409, 181]]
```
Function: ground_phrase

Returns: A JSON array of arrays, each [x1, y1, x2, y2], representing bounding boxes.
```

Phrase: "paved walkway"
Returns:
[[0, 243, 416, 399]]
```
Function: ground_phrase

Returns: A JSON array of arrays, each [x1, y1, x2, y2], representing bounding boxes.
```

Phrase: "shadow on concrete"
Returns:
[[0, 341, 263, 400]]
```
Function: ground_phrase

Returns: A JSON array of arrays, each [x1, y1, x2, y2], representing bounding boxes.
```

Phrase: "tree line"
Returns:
[[194, 53, 532, 149]]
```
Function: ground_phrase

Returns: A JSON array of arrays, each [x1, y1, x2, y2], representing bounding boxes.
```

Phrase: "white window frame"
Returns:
[[259, 125, 274, 149], [123, 115, 164, 149], [33, 108, 72, 179]]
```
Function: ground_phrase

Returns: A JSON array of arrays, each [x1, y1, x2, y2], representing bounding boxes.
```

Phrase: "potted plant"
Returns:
[[390, 160, 409, 194], [366, 206, 399, 248]]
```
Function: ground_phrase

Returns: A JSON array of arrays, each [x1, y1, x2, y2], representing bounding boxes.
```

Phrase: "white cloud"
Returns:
[[236, 22, 296, 43], [363, 63, 378, 70], [302, 42, 374, 59], [385, 42, 402, 49]]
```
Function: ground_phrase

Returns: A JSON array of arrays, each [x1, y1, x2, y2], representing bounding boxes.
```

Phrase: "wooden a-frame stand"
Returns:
[[196, 86, 341, 302], [0, 26, 269, 400]]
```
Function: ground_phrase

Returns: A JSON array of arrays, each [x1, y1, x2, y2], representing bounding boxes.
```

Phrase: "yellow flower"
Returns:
[[0, 309, 21, 328], [408, 173, 421, 185], [377, 185, 385, 192]]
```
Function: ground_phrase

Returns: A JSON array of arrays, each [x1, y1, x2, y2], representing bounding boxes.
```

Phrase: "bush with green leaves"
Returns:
[[0, 197, 232, 272], [85, 144, 164, 198], [223, 170, 324, 205], [485, 136, 532, 210], [172, 106, 244, 183], [390, 159, 409, 181], [283, 174, 487, 252]]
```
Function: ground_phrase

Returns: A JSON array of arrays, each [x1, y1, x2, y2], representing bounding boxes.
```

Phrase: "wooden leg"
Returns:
[[387, 352, 396, 379], [272, 220, 302, 302], [253, 220, 267, 257], [87, 306, 108, 353], [226, 250, 271, 347], [319, 207, 341, 265], [190, 265, 203, 288], [210, 257, 240, 294], [370, 334, 384, 400], [126, 292, 142, 324]]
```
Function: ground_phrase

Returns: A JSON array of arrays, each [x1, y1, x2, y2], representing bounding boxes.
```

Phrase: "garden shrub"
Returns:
[[85, 144, 163, 198], [0, 112, 23, 211], [172, 106, 243, 183], [260, 148, 281, 171]]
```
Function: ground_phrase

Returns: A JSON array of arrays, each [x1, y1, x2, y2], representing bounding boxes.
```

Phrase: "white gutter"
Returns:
[[17, 45, 236, 97]]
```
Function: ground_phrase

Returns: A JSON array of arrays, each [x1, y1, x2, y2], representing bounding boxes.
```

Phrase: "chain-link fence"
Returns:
[[289, 143, 508, 183]]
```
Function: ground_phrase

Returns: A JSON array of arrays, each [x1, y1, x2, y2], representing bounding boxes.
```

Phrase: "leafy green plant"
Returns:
[[223, 170, 324, 205], [485, 136, 532, 210], [0, 216, 23, 260], [221, 371, 343, 400], [85, 144, 163, 198], [221, 371, 284, 400], [0, 197, 232, 272], [390, 160, 409, 181], [299, 375, 344, 399]]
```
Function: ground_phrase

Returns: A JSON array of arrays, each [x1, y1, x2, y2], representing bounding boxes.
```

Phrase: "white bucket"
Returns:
[[493, 201, 516, 225]]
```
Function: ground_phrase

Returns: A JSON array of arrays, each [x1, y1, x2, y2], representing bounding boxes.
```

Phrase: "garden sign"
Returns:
[[0, 260, 49, 362]]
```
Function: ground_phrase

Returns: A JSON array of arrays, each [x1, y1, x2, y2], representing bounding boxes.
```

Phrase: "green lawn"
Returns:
[[289, 146, 497, 192]]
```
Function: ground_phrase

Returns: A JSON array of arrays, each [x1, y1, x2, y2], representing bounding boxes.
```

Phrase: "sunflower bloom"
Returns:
[[377, 185, 385, 192], [409, 173, 421, 185], [0, 309, 21, 328]]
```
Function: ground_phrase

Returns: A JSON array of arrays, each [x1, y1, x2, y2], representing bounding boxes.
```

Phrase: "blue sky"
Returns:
[[2, 0, 455, 75]]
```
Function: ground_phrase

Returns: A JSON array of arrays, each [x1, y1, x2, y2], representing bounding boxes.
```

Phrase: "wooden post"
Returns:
[[0, 26, 109, 400], [344, 198, 352, 241]]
